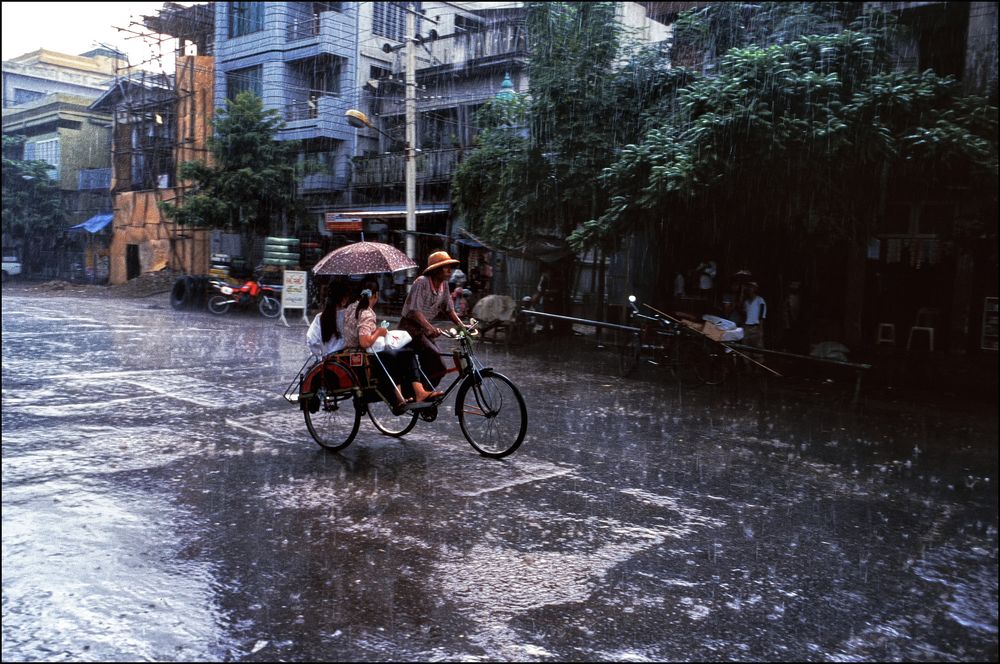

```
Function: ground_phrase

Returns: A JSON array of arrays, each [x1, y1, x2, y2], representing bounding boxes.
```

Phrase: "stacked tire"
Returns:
[[263, 237, 300, 268], [170, 275, 211, 311]]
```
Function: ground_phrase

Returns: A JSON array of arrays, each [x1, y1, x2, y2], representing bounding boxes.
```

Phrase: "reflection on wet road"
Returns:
[[2, 292, 997, 661]]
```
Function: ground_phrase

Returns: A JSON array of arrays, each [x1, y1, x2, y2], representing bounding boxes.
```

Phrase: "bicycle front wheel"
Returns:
[[305, 393, 361, 451], [457, 370, 527, 458], [368, 398, 419, 436], [259, 295, 281, 318]]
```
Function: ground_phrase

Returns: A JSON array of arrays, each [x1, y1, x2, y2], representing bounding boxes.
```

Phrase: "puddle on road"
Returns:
[[2, 476, 234, 661]]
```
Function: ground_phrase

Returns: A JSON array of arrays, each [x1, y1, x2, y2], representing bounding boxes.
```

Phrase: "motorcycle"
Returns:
[[207, 275, 282, 318]]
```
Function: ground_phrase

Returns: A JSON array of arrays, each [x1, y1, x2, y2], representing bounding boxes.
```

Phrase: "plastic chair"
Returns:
[[907, 308, 939, 351], [876, 323, 895, 346]]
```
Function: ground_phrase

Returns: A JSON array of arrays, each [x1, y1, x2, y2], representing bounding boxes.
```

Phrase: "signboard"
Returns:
[[280, 269, 309, 327], [325, 213, 363, 232]]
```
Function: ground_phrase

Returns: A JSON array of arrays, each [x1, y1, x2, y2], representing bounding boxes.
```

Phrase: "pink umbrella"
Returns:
[[311, 241, 418, 276]]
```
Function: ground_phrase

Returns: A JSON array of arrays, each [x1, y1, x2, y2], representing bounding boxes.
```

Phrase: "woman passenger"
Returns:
[[342, 279, 443, 407]]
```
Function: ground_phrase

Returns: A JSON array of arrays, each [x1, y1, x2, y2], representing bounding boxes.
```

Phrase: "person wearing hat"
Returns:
[[398, 251, 470, 386]]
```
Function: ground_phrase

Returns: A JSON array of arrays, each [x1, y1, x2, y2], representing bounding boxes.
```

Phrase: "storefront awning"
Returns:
[[325, 204, 449, 219], [69, 213, 113, 233]]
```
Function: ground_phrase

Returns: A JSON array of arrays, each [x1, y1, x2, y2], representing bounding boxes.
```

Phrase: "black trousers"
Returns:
[[397, 316, 448, 386], [373, 348, 423, 398]]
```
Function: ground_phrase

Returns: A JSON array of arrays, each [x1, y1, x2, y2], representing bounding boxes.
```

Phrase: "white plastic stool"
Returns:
[[876, 323, 895, 346]]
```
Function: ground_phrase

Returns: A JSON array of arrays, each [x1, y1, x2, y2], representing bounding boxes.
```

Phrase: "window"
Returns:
[[373, 2, 407, 41], [309, 54, 343, 96], [455, 15, 484, 33], [420, 108, 459, 149], [299, 149, 337, 171], [228, 1, 263, 38], [12, 88, 45, 105], [25, 138, 60, 179], [226, 66, 262, 101]]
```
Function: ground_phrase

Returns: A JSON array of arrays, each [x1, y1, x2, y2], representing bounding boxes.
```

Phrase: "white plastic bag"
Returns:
[[367, 329, 412, 354]]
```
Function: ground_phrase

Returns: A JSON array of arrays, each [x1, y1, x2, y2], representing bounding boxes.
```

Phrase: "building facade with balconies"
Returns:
[[213, 1, 359, 240], [336, 1, 668, 265]]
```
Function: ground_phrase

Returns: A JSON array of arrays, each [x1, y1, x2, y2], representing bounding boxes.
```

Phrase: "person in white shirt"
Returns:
[[696, 259, 716, 291], [306, 282, 353, 359], [742, 281, 767, 348]]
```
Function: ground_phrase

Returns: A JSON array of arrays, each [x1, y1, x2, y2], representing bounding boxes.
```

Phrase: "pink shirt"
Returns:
[[341, 304, 376, 349], [401, 275, 454, 322]]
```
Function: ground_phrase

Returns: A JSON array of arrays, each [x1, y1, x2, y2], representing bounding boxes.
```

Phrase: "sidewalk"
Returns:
[[550, 321, 998, 412]]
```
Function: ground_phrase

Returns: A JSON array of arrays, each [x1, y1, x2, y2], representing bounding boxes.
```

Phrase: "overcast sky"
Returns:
[[1, 2, 195, 71]]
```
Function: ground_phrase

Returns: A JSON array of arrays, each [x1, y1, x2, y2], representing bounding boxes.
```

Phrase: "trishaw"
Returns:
[[284, 319, 528, 459]]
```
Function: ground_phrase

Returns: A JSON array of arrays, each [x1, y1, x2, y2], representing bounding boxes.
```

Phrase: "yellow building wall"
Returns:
[[108, 189, 210, 284], [108, 55, 215, 284]]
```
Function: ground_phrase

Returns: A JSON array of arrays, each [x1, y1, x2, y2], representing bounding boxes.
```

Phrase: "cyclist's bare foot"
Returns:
[[414, 387, 444, 403]]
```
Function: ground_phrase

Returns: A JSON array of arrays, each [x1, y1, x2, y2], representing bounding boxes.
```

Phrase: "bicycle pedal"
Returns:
[[403, 401, 437, 411]]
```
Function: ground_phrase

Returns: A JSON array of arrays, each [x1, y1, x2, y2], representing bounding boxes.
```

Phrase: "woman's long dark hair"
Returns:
[[355, 279, 380, 320], [321, 282, 351, 343]]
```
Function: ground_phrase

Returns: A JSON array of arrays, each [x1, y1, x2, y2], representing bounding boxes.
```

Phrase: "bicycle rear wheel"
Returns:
[[618, 330, 641, 377], [672, 339, 707, 387], [457, 370, 527, 458], [368, 398, 419, 436], [694, 341, 731, 385]]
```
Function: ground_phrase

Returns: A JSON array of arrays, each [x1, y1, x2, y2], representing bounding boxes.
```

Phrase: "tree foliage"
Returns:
[[454, 2, 641, 248], [159, 92, 303, 236], [569, 5, 998, 255], [2, 135, 65, 243]]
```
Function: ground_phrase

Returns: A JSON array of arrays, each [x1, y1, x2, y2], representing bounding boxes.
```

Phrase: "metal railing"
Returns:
[[350, 148, 462, 186], [286, 98, 319, 121], [287, 15, 320, 41]]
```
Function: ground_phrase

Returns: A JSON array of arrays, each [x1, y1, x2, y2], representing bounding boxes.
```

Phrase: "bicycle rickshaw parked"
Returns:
[[283, 241, 528, 459]]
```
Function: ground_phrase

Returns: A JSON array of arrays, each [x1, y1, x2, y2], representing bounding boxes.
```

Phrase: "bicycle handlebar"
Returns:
[[439, 319, 481, 340]]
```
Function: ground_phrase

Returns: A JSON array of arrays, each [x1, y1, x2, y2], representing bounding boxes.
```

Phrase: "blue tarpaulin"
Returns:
[[69, 213, 114, 233]]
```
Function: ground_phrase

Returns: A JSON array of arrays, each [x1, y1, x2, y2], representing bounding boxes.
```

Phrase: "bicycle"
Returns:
[[284, 319, 528, 458], [618, 297, 731, 387]]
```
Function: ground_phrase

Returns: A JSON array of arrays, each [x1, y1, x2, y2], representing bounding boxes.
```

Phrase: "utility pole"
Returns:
[[404, 2, 418, 262]]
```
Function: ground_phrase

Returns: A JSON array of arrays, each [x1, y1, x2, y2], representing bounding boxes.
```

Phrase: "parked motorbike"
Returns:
[[207, 275, 282, 318]]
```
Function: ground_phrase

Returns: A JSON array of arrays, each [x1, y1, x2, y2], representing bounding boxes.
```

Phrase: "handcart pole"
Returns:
[[642, 302, 783, 377]]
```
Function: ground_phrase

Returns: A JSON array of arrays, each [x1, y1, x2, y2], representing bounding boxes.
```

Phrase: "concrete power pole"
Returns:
[[405, 2, 418, 262]]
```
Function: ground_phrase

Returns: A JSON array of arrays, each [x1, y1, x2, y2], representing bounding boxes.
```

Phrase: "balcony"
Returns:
[[350, 148, 462, 187], [299, 172, 346, 193], [287, 14, 320, 41], [426, 23, 528, 70], [286, 98, 319, 122]]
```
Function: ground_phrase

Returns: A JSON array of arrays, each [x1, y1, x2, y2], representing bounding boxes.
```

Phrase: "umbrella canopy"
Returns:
[[312, 241, 418, 276]]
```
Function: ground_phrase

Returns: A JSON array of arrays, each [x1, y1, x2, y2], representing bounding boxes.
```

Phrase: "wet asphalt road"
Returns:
[[2, 289, 997, 662]]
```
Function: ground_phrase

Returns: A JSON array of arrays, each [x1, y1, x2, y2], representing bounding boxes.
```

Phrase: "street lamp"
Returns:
[[346, 109, 417, 262]]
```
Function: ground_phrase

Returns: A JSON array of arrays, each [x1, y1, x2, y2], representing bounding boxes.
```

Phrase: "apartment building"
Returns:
[[209, 2, 669, 267], [2, 48, 122, 278]]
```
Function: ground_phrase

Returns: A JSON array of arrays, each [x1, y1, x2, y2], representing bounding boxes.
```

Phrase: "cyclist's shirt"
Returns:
[[401, 275, 455, 323]]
